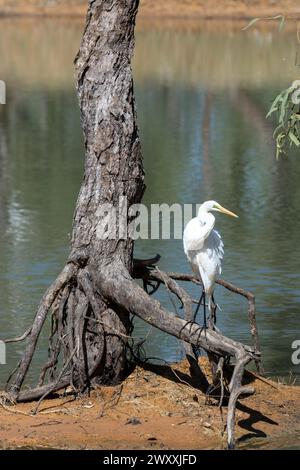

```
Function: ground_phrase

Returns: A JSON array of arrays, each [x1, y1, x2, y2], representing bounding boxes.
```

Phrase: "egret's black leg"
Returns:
[[212, 293, 217, 325], [194, 291, 204, 321], [203, 292, 207, 329], [210, 293, 222, 333], [194, 290, 207, 332]]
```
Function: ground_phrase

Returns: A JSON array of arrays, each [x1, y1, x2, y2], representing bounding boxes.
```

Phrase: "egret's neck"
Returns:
[[197, 209, 215, 228]]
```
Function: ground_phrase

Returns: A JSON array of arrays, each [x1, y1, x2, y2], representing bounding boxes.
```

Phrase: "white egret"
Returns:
[[183, 200, 238, 327]]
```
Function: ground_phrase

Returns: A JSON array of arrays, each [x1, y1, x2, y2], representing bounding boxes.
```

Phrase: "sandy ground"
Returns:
[[0, 0, 299, 18], [0, 359, 299, 450]]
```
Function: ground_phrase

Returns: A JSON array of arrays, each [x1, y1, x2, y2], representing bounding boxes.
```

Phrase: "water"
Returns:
[[0, 18, 300, 396]]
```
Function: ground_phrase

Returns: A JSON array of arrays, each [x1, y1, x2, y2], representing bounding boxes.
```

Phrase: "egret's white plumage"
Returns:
[[183, 200, 238, 320]]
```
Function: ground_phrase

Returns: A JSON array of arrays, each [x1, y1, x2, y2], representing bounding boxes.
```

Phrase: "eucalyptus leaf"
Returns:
[[267, 89, 286, 118], [279, 89, 291, 124], [288, 131, 300, 147], [273, 124, 283, 138]]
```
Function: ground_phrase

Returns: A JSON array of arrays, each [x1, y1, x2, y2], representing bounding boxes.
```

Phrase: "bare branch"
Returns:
[[4, 327, 32, 344]]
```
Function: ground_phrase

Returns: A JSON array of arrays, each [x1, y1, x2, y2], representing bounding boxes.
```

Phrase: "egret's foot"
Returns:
[[198, 320, 207, 338]]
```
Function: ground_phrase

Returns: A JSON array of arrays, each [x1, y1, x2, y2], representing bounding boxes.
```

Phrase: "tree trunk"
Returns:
[[71, 0, 144, 385]]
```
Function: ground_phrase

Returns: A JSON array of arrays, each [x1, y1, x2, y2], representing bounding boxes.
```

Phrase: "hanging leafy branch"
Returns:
[[267, 84, 300, 159], [243, 14, 300, 158]]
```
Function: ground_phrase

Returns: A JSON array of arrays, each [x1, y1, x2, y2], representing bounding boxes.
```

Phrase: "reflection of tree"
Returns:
[[136, 83, 204, 205], [230, 90, 274, 147], [201, 92, 213, 196]]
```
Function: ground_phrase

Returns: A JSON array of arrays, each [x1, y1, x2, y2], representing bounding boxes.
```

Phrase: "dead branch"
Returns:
[[216, 278, 261, 372], [134, 264, 262, 374], [4, 327, 32, 344], [244, 370, 280, 390]]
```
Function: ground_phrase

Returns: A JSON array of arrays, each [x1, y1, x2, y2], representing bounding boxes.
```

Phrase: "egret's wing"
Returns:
[[183, 217, 214, 254], [195, 229, 224, 293], [205, 229, 224, 274]]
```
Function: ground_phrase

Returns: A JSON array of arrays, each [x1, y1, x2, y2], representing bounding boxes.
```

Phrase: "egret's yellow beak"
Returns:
[[215, 203, 239, 218]]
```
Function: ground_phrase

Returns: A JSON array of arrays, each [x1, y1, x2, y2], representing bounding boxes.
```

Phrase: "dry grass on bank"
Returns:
[[0, 1, 299, 19]]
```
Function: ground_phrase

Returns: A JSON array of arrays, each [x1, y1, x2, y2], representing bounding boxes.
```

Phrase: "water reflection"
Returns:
[[0, 19, 299, 389]]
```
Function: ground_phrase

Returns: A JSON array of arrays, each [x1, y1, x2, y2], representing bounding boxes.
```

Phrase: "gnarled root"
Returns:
[[7, 262, 78, 398], [5, 255, 261, 449]]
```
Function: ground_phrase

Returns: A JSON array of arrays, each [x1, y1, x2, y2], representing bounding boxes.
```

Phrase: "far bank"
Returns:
[[0, 0, 299, 19]]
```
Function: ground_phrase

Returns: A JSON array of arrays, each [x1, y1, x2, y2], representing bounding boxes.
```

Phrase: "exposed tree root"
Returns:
[[7, 263, 78, 397], [3, 254, 261, 449]]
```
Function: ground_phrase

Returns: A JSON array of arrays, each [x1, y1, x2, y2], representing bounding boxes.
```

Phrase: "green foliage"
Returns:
[[242, 14, 300, 158], [267, 85, 300, 159]]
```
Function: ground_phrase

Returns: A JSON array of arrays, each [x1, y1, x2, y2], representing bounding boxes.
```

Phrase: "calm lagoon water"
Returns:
[[0, 19, 299, 398]]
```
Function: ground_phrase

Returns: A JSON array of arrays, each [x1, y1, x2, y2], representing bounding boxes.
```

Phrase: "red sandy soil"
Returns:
[[0, 0, 299, 19], [0, 359, 299, 450]]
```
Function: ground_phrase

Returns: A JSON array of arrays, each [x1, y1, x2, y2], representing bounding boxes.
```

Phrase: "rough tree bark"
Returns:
[[4, 0, 261, 449]]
